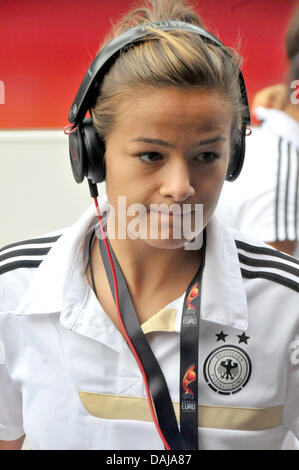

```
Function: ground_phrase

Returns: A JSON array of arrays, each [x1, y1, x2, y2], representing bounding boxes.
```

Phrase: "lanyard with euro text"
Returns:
[[89, 220, 206, 450]]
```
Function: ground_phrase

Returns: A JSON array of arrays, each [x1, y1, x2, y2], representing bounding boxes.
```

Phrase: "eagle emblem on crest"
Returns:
[[203, 345, 251, 395]]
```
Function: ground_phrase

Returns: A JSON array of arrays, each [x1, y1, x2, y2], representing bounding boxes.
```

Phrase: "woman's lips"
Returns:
[[149, 209, 194, 217]]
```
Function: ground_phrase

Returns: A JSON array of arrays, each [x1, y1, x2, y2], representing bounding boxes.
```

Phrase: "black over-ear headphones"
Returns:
[[67, 21, 251, 191]]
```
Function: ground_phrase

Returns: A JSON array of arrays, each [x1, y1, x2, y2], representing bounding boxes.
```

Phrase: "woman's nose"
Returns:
[[159, 157, 195, 202]]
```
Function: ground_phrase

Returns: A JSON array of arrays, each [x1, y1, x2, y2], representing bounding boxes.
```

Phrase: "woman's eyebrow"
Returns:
[[191, 136, 227, 147], [129, 136, 227, 147], [129, 137, 173, 147]]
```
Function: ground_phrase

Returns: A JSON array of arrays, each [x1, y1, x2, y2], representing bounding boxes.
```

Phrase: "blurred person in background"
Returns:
[[217, 5, 299, 258]]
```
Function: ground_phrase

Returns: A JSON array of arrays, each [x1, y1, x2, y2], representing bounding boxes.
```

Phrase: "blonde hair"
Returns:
[[91, 0, 248, 155]]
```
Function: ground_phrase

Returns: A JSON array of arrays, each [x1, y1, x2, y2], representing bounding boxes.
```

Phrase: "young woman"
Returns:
[[0, 0, 298, 450]]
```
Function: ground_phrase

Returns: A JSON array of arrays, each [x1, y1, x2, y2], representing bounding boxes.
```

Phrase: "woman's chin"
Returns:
[[142, 236, 194, 251]]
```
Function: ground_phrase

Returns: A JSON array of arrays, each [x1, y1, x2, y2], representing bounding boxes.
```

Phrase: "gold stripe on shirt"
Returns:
[[78, 391, 283, 431]]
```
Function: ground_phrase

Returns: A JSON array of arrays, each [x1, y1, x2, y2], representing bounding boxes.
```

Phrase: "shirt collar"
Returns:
[[16, 194, 248, 331], [255, 106, 299, 146], [201, 215, 248, 330]]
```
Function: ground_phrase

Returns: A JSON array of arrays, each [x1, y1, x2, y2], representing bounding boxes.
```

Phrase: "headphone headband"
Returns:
[[67, 20, 251, 186], [68, 20, 250, 126]]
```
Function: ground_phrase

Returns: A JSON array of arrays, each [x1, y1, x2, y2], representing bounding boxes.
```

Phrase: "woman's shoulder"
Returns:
[[227, 225, 299, 298], [0, 229, 65, 313], [0, 205, 98, 317]]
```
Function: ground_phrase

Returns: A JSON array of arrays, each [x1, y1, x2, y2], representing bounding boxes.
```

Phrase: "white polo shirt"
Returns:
[[0, 194, 298, 450], [217, 107, 299, 258]]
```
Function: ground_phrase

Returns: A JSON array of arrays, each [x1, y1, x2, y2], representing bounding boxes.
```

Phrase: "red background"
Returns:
[[0, 0, 297, 129]]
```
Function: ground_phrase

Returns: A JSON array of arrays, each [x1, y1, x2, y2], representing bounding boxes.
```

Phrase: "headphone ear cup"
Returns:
[[81, 118, 106, 184], [226, 129, 246, 182], [69, 126, 86, 183]]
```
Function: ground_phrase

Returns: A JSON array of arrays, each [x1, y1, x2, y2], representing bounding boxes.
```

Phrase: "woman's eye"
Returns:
[[137, 152, 162, 163], [195, 152, 220, 163]]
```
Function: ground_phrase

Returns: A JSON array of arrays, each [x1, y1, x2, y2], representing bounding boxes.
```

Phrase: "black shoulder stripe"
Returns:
[[235, 240, 299, 266], [0, 234, 62, 275], [241, 268, 299, 293], [275, 137, 282, 241], [284, 141, 291, 240], [0, 260, 43, 276], [275, 140, 299, 241], [0, 247, 51, 264], [0, 235, 62, 254], [295, 146, 299, 241], [238, 253, 299, 278]]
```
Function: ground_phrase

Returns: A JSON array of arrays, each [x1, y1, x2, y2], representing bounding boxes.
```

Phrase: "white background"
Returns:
[[0, 130, 106, 247]]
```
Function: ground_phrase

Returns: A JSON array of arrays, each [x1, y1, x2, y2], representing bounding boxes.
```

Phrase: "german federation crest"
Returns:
[[203, 345, 251, 395]]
